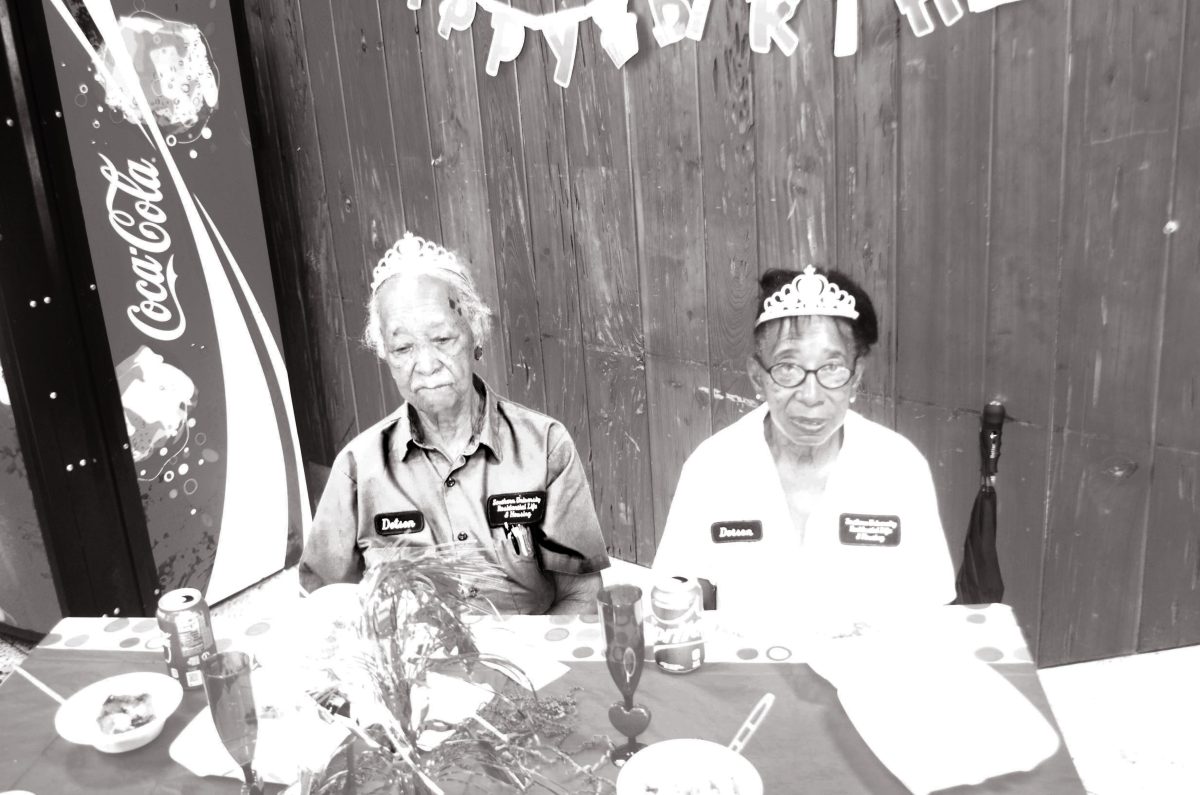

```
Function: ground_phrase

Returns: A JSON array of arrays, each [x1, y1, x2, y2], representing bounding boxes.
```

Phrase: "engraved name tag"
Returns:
[[839, 514, 901, 546], [486, 491, 547, 526], [710, 520, 763, 543], [374, 511, 425, 537]]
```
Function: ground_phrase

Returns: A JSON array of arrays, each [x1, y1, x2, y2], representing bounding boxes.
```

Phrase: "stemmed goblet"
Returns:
[[201, 650, 263, 795], [598, 584, 651, 765]]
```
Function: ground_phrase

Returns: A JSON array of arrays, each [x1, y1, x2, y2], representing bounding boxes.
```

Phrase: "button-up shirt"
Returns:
[[653, 406, 954, 634], [299, 379, 609, 613]]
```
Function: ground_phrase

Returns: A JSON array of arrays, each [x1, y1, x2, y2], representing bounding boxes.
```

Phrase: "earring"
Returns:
[[850, 395, 857, 404], [754, 393, 764, 401], [473, 344, 484, 361]]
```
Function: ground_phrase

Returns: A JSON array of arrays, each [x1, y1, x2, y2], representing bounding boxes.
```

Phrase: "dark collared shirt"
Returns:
[[298, 379, 609, 613]]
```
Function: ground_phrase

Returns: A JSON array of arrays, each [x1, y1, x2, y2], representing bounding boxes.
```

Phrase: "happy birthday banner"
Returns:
[[420, 0, 1027, 87]]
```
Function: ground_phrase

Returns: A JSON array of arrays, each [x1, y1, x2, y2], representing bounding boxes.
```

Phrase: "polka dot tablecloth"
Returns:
[[37, 603, 1034, 667]]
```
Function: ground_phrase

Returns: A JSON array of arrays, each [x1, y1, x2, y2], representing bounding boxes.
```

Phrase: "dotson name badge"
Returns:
[[710, 520, 763, 543], [486, 491, 547, 526], [375, 511, 425, 537], [839, 514, 901, 546]]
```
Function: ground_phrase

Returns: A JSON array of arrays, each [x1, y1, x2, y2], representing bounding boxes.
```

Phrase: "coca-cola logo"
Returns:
[[99, 154, 186, 341]]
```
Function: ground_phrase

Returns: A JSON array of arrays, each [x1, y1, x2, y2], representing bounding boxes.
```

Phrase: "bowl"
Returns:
[[55, 671, 184, 753], [616, 739, 763, 795]]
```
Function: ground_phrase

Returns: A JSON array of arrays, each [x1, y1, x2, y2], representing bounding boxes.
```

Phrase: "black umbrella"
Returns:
[[953, 401, 1006, 605]]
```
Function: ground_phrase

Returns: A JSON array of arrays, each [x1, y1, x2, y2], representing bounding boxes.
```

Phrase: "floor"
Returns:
[[3, 565, 1198, 795]]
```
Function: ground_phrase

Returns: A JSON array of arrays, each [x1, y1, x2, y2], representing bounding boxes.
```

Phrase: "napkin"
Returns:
[[168, 672, 348, 786], [807, 615, 1060, 794]]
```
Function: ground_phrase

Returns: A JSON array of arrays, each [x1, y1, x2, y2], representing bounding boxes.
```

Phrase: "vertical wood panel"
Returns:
[[626, 36, 709, 540], [983, 0, 1070, 655], [1139, 449, 1200, 651], [834, 0, 898, 414], [1155, 4, 1200, 451], [754, 1, 836, 272], [241, 0, 325, 465], [1039, 0, 1184, 666], [896, 402, 978, 574], [512, 0, 594, 474], [562, 24, 651, 562], [413, 4, 509, 391], [299, 0, 387, 432], [1140, 2, 1199, 651], [249, 0, 353, 459], [469, 22, 547, 412], [896, 12, 992, 411], [992, 420, 1051, 655], [380, 5, 444, 238], [326, 0, 410, 417], [697, 0, 758, 434], [1041, 431, 1152, 664]]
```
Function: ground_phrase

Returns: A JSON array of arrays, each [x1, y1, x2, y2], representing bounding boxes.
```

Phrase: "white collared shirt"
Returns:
[[652, 406, 955, 633]]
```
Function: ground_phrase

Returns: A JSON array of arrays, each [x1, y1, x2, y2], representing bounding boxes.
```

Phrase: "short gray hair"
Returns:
[[363, 234, 493, 357]]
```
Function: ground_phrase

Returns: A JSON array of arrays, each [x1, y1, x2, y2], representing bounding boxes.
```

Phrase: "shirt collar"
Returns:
[[390, 376, 503, 462]]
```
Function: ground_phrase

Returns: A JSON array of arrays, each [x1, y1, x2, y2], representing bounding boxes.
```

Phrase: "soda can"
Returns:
[[156, 588, 216, 690], [651, 576, 704, 674]]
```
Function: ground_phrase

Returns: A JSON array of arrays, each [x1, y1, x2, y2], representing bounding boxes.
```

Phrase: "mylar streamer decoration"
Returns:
[[408, 0, 1030, 85]]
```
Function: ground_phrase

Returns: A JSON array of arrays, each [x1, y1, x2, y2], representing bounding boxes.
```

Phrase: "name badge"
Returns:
[[374, 511, 425, 537], [486, 491, 547, 526], [839, 514, 901, 546], [710, 520, 763, 543]]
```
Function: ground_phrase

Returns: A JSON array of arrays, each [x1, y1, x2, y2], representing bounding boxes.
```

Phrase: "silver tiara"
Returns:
[[756, 266, 859, 326], [370, 232, 461, 293]]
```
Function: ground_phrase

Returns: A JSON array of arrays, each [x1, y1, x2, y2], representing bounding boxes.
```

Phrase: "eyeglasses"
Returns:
[[755, 356, 856, 390]]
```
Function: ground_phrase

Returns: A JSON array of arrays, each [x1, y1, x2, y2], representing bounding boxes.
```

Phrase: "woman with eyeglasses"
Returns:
[[652, 267, 955, 634]]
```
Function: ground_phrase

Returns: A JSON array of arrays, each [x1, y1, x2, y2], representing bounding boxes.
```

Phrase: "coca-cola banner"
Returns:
[[42, 0, 308, 602]]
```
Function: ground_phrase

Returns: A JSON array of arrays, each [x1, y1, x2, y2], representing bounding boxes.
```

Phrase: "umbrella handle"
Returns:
[[980, 401, 1005, 478]]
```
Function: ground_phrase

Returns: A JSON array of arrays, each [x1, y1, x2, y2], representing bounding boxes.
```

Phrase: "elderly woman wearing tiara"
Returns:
[[299, 233, 609, 613], [652, 267, 954, 631]]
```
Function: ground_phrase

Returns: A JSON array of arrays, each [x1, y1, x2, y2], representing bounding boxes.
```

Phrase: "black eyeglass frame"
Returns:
[[754, 355, 859, 390]]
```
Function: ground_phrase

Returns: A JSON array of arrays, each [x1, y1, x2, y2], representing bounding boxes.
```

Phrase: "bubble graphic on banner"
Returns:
[[201, 127, 211, 140], [116, 345, 197, 479], [93, 12, 220, 144], [184, 478, 198, 495]]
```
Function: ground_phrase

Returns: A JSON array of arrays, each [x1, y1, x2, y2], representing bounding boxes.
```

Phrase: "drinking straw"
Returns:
[[13, 666, 65, 704], [727, 693, 775, 755]]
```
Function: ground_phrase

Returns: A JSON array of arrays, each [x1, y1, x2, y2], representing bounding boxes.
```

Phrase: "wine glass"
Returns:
[[201, 650, 263, 795], [598, 584, 651, 765]]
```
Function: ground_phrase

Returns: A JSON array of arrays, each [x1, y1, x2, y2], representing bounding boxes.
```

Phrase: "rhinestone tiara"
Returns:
[[370, 232, 462, 293], [756, 265, 859, 326]]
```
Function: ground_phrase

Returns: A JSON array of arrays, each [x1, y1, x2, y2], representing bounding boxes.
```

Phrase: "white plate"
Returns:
[[616, 739, 763, 795], [54, 671, 183, 754]]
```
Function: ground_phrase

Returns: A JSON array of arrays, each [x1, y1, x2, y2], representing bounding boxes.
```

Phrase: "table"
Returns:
[[0, 605, 1086, 794]]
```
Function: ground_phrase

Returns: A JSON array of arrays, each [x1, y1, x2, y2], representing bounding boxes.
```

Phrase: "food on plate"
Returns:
[[97, 693, 155, 735]]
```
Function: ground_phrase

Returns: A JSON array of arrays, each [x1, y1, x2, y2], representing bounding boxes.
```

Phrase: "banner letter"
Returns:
[[685, 0, 712, 40], [833, 0, 858, 57], [747, 0, 801, 56], [894, 0, 934, 37], [593, 0, 640, 68], [543, 20, 579, 88], [932, 0, 963, 25], [648, 0, 691, 47], [437, 0, 476, 40], [485, 10, 526, 76]]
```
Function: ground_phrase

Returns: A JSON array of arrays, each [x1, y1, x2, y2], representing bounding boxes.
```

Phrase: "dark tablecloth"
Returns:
[[0, 642, 1084, 794]]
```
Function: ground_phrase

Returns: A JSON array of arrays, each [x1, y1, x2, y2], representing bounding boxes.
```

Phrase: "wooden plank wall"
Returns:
[[241, 0, 1200, 666]]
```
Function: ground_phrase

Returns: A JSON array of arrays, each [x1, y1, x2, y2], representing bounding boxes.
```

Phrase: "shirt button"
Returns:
[[445, 477, 456, 488], [456, 532, 468, 542]]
